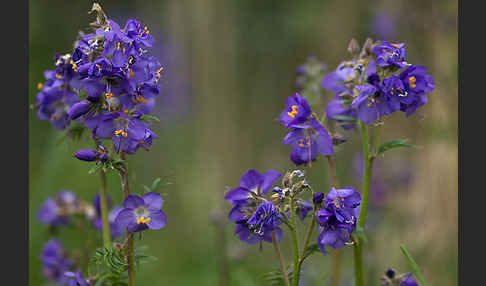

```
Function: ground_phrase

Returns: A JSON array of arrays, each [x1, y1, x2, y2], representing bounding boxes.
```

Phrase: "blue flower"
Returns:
[[41, 240, 73, 284], [115, 193, 167, 233], [279, 93, 312, 128], [373, 41, 408, 68]]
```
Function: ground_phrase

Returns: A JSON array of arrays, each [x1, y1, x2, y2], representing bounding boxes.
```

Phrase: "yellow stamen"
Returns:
[[409, 76, 416, 89], [128, 68, 134, 79], [391, 43, 401, 48], [124, 109, 129, 115], [55, 74, 62, 79], [136, 216, 151, 224], [37, 82, 43, 90], [287, 105, 299, 118], [105, 92, 114, 99], [137, 94, 149, 103], [117, 42, 121, 50]]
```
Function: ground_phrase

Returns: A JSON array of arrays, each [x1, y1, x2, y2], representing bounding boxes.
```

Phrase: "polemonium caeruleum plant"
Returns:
[[34, 3, 168, 286], [224, 38, 434, 286]]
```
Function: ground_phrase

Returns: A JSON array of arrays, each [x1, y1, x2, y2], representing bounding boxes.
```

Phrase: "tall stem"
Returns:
[[326, 155, 343, 286], [354, 121, 374, 286], [98, 170, 112, 248], [289, 198, 301, 286], [272, 231, 291, 286], [120, 152, 135, 286]]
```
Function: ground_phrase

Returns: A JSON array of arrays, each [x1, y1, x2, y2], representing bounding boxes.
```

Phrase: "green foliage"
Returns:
[[375, 139, 420, 157], [301, 243, 321, 263], [139, 114, 160, 124], [261, 266, 293, 286], [88, 158, 127, 175], [90, 247, 128, 275], [400, 244, 429, 286], [142, 176, 172, 194]]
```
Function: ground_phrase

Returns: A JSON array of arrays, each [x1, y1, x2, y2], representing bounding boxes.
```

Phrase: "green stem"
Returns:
[[119, 152, 135, 286], [354, 121, 374, 286], [99, 170, 112, 249], [289, 198, 301, 286], [271, 231, 291, 286]]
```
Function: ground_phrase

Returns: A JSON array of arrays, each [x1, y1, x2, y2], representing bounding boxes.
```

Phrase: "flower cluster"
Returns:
[[314, 187, 361, 254], [381, 268, 419, 286], [37, 191, 91, 227], [41, 239, 73, 285], [35, 12, 162, 155], [322, 40, 435, 126], [225, 170, 284, 243], [279, 93, 334, 165]]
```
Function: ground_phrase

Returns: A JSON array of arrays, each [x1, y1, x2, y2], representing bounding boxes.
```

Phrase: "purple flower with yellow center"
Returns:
[[397, 65, 435, 116], [41, 239, 73, 284], [316, 187, 361, 254], [283, 118, 333, 165], [115, 192, 166, 233], [279, 93, 312, 128], [350, 84, 391, 124], [225, 169, 281, 206], [373, 40, 408, 68], [124, 19, 154, 49], [65, 270, 90, 286]]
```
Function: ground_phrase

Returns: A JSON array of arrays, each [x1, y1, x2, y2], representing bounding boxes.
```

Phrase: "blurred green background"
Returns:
[[29, 0, 457, 285]]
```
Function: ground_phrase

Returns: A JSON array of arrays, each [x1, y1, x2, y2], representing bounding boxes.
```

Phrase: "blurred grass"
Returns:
[[30, 0, 457, 285]]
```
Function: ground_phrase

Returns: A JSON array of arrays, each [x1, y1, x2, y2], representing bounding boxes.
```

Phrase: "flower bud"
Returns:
[[332, 134, 347, 146], [312, 192, 325, 205], [74, 149, 97, 162], [360, 37, 374, 58], [68, 100, 91, 120], [347, 38, 360, 57]]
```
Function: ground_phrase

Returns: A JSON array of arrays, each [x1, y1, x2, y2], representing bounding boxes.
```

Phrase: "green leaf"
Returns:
[[302, 243, 321, 262], [151, 177, 161, 192], [400, 244, 428, 286], [331, 115, 357, 122], [375, 139, 420, 156], [261, 266, 293, 286], [143, 185, 151, 194], [139, 114, 160, 124]]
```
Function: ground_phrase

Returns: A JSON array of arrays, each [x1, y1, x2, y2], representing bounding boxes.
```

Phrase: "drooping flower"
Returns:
[[279, 93, 312, 128], [65, 270, 90, 286], [397, 65, 435, 116], [312, 192, 325, 205], [316, 187, 361, 254], [41, 239, 73, 284], [373, 40, 408, 68], [225, 170, 283, 244], [295, 199, 313, 220], [350, 84, 390, 124], [115, 192, 166, 233], [283, 118, 333, 165]]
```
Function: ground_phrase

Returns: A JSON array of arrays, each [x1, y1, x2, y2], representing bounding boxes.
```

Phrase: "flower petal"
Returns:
[[142, 192, 163, 210], [123, 195, 145, 209]]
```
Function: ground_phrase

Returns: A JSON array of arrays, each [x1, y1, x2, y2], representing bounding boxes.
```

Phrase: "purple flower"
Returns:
[[295, 199, 313, 220], [312, 192, 325, 205], [373, 41, 408, 68], [115, 192, 166, 233], [65, 270, 90, 286], [224, 169, 281, 205], [38, 191, 79, 227], [41, 240, 73, 284], [350, 84, 390, 124], [92, 194, 125, 238], [68, 100, 91, 120], [316, 187, 361, 254], [322, 61, 355, 95], [326, 97, 358, 130], [279, 93, 312, 128], [74, 149, 97, 162], [283, 119, 333, 165], [397, 65, 435, 116], [401, 276, 419, 286]]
